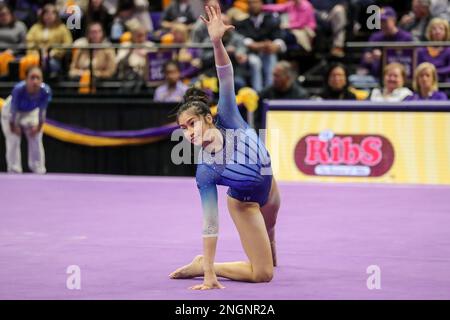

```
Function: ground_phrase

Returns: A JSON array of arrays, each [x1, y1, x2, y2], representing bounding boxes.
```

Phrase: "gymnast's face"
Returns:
[[178, 108, 215, 147]]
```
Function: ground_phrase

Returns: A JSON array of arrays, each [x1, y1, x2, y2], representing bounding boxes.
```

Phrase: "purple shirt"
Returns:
[[153, 81, 188, 103], [368, 29, 414, 43], [404, 91, 448, 101], [417, 47, 450, 82], [10, 80, 52, 123], [176, 47, 201, 79], [11, 81, 52, 113], [362, 29, 414, 77]]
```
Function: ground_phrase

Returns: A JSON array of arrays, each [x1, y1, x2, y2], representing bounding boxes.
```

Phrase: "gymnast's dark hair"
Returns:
[[176, 87, 213, 123]]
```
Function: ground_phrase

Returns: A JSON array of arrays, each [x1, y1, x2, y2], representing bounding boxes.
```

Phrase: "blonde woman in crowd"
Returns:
[[405, 62, 448, 100], [417, 17, 450, 82]]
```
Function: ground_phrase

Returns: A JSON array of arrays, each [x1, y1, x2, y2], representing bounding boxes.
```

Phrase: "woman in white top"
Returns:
[[370, 62, 413, 102]]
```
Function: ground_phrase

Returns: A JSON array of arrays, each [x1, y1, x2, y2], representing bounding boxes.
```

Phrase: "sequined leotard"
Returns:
[[196, 63, 273, 237]]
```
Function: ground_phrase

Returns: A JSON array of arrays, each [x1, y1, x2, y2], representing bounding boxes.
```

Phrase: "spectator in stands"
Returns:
[[370, 62, 413, 102], [7, 0, 40, 28], [309, 0, 348, 57], [399, 0, 449, 41], [102, 0, 118, 14], [132, 0, 152, 32], [226, 0, 250, 23], [360, 7, 413, 78], [0, 4, 27, 79], [431, 0, 450, 21], [321, 63, 356, 100], [235, 0, 286, 92], [56, 0, 88, 40], [347, 0, 377, 35], [259, 60, 309, 100], [257, 60, 308, 129], [56, 0, 88, 13], [0, 3, 27, 55], [26, 3, 73, 78], [69, 22, 116, 79], [405, 62, 448, 100], [0, 66, 51, 174], [192, 10, 249, 89], [191, 0, 213, 19], [262, 0, 316, 52], [167, 23, 202, 79], [417, 17, 450, 82], [191, 0, 219, 43], [84, 0, 114, 37], [161, 0, 196, 32], [110, 0, 153, 42], [116, 25, 154, 82], [153, 60, 188, 102]]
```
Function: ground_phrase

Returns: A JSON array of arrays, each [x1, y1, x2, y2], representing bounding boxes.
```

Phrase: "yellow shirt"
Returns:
[[26, 23, 73, 59]]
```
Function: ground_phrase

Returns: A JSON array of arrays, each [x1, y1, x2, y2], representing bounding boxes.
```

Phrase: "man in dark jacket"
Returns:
[[257, 60, 309, 130], [192, 11, 249, 89], [161, 0, 196, 31], [235, 0, 286, 92]]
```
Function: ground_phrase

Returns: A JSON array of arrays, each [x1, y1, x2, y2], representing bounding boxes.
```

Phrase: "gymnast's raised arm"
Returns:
[[201, 5, 233, 67], [185, 4, 237, 291], [201, 4, 246, 130]]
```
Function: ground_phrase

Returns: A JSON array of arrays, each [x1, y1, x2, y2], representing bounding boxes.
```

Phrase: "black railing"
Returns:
[[346, 41, 450, 88], [0, 43, 214, 91]]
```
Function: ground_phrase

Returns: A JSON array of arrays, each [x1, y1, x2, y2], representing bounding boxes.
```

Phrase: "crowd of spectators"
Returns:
[[0, 0, 449, 105]]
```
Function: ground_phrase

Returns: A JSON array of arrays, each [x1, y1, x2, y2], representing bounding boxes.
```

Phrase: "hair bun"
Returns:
[[183, 87, 210, 105]]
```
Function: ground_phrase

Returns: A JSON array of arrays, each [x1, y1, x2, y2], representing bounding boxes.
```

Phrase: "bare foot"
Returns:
[[169, 255, 204, 279]]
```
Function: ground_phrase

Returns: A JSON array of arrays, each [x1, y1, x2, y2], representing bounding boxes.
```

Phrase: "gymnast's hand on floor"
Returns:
[[189, 271, 225, 290], [200, 4, 234, 43]]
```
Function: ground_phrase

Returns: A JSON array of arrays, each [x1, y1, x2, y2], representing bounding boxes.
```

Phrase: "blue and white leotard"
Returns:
[[196, 63, 273, 237]]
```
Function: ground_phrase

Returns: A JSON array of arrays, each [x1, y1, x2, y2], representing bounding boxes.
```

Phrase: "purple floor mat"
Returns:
[[0, 173, 449, 300]]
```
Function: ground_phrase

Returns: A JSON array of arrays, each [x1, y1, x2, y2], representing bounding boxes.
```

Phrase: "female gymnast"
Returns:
[[1, 66, 51, 174], [169, 4, 281, 290]]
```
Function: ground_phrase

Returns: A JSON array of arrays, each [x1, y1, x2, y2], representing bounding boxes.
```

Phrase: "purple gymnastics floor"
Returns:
[[0, 173, 449, 300]]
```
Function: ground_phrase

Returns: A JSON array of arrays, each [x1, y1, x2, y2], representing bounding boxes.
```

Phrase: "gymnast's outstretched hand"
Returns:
[[200, 4, 235, 43]]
